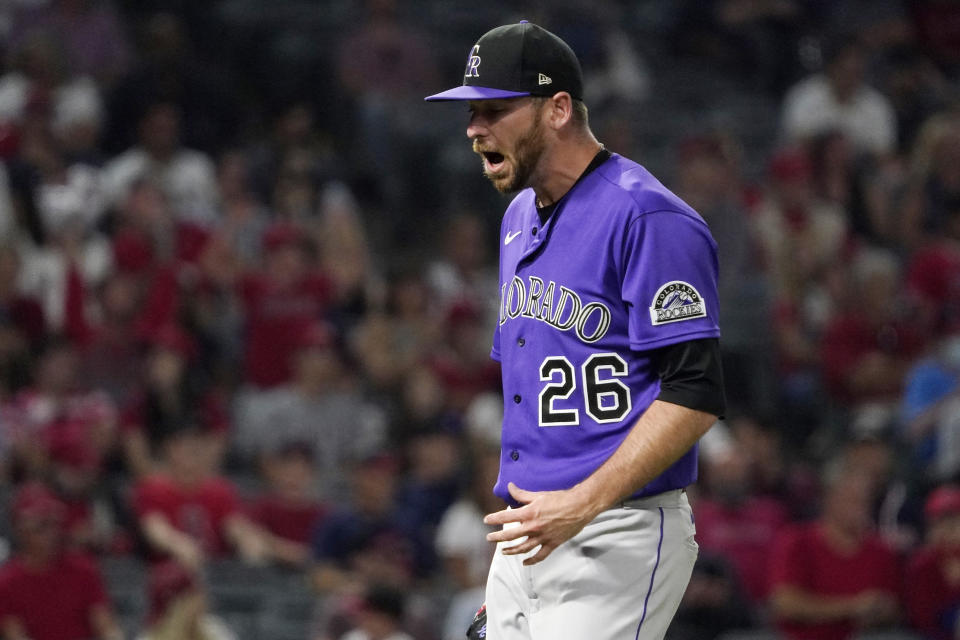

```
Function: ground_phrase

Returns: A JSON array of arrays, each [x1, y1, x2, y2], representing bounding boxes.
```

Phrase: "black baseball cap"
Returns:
[[425, 21, 583, 102]]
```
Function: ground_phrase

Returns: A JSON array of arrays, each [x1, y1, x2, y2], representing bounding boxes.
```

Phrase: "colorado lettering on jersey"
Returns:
[[499, 275, 611, 343]]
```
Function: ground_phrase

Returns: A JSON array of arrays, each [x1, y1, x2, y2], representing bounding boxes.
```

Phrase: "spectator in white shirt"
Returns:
[[781, 39, 897, 157]]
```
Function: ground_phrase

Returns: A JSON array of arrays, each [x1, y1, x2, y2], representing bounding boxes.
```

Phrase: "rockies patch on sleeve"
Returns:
[[649, 281, 707, 325]]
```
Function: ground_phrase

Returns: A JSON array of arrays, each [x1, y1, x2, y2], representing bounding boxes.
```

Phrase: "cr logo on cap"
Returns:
[[464, 45, 481, 78]]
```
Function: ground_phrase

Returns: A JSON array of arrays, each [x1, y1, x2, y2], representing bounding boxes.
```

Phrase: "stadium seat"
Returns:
[[100, 556, 147, 629], [208, 581, 269, 616], [261, 588, 317, 621], [100, 555, 147, 586]]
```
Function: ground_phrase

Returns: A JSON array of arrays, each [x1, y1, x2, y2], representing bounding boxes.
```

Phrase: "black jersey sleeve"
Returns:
[[653, 337, 726, 417]]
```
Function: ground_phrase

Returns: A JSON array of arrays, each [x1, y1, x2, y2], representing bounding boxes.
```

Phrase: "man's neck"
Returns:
[[533, 139, 604, 207]]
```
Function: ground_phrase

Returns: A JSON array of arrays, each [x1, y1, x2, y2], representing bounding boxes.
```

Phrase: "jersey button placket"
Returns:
[[517, 337, 525, 347], [510, 450, 520, 461], [513, 394, 522, 404]]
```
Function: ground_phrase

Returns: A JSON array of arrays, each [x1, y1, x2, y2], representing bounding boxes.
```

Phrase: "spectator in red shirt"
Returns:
[[769, 461, 901, 640], [694, 427, 789, 604], [426, 302, 500, 415], [2, 340, 117, 479], [0, 483, 122, 640], [821, 247, 926, 407], [93, 177, 215, 348], [46, 421, 119, 553], [239, 222, 332, 388], [248, 441, 327, 567], [132, 425, 281, 571], [906, 485, 960, 640]]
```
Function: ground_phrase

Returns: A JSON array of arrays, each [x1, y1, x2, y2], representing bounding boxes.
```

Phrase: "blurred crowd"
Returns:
[[0, 1, 960, 639]]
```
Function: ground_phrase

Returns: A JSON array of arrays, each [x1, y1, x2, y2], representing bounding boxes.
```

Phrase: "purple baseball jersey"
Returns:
[[492, 152, 720, 504]]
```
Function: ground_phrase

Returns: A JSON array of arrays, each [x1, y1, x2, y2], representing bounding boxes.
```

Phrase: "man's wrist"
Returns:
[[570, 481, 610, 520]]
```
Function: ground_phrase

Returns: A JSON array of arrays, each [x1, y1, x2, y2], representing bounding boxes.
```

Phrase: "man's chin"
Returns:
[[484, 169, 521, 194]]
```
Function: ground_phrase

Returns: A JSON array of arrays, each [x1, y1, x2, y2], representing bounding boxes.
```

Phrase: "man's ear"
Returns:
[[545, 92, 573, 131]]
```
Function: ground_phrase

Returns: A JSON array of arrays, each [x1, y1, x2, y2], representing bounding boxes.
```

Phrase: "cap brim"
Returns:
[[424, 86, 531, 101]]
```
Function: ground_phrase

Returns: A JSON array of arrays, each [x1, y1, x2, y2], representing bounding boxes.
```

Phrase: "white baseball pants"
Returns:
[[484, 489, 698, 640]]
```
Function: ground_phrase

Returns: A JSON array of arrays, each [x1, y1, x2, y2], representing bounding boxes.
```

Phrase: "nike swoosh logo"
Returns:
[[504, 230, 522, 245]]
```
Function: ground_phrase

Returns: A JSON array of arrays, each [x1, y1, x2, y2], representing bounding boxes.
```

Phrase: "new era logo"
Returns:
[[538, 73, 552, 85]]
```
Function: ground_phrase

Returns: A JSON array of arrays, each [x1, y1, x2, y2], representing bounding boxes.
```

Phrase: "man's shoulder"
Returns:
[[503, 188, 537, 220], [502, 154, 703, 224], [590, 154, 703, 222]]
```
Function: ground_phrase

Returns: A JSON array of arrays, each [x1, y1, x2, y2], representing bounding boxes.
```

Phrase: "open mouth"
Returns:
[[481, 151, 506, 173]]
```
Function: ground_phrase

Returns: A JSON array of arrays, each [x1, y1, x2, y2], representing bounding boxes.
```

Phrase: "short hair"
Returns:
[[534, 95, 589, 130], [571, 99, 589, 128]]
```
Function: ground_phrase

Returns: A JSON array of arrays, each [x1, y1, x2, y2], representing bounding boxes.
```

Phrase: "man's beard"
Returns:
[[476, 113, 546, 194]]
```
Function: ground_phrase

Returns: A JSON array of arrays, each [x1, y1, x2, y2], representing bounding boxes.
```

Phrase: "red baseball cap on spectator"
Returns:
[[11, 482, 66, 526], [262, 222, 303, 252], [147, 560, 198, 624], [926, 485, 960, 522]]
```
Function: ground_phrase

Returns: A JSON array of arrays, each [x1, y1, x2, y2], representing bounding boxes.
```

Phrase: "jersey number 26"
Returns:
[[538, 353, 632, 426]]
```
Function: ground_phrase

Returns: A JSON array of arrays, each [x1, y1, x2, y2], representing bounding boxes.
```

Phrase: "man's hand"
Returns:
[[483, 482, 601, 565]]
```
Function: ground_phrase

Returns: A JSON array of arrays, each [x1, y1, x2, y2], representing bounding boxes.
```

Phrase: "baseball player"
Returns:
[[426, 21, 725, 640]]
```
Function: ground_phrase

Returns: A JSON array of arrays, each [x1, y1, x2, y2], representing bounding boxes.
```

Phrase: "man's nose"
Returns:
[[466, 113, 486, 140]]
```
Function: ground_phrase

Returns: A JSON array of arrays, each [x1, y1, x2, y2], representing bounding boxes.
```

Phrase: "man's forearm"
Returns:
[[573, 400, 717, 512], [142, 514, 188, 552], [141, 513, 202, 569]]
